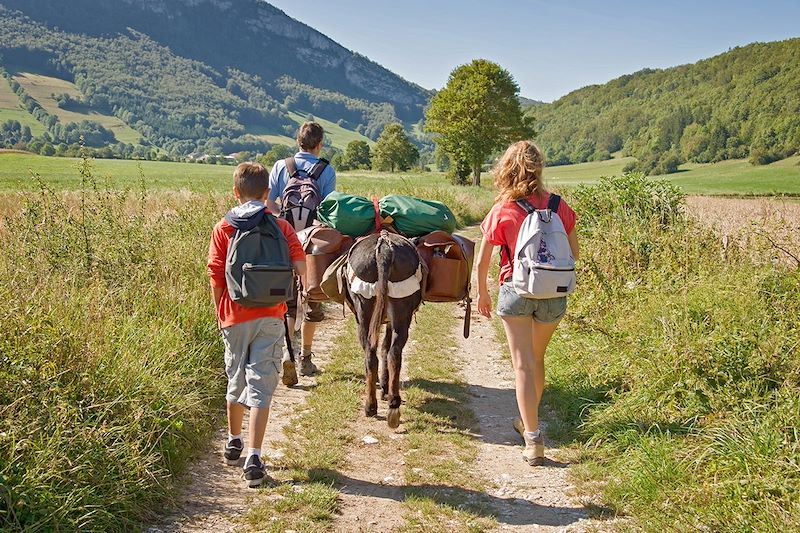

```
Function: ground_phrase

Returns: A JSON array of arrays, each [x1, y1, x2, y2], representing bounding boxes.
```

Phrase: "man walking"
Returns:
[[267, 122, 336, 384]]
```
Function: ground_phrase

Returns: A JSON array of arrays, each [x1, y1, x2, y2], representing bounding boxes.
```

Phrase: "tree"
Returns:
[[425, 59, 534, 186], [236, 151, 253, 163], [341, 140, 371, 170], [372, 124, 418, 172], [257, 144, 294, 169]]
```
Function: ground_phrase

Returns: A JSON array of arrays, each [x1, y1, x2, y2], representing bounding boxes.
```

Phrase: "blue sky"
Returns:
[[268, 0, 800, 102]]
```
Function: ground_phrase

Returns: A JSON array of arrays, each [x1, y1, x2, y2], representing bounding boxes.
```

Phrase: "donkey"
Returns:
[[347, 230, 422, 428]]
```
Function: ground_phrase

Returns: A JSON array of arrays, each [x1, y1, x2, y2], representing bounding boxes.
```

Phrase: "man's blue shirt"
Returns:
[[268, 151, 336, 202]]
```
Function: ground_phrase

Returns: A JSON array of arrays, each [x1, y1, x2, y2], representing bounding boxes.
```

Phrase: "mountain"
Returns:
[[533, 38, 800, 172], [0, 0, 431, 155], [518, 96, 545, 109]]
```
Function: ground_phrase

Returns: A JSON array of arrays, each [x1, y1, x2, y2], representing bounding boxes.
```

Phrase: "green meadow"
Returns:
[[2, 152, 799, 196], [0, 76, 46, 136], [246, 111, 375, 151], [11, 71, 142, 144], [544, 155, 800, 196]]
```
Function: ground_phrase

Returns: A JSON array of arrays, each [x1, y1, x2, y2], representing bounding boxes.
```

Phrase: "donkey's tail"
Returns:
[[368, 231, 391, 351]]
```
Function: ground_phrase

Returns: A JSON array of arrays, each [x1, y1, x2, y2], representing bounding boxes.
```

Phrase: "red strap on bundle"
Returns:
[[372, 197, 382, 232]]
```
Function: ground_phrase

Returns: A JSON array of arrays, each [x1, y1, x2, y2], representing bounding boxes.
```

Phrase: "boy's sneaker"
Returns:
[[300, 354, 318, 376], [223, 438, 243, 466], [522, 432, 545, 467], [243, 454, 266, 488]]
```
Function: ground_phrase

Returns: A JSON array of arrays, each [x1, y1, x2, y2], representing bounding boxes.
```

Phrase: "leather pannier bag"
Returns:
[[415, 230, 475, 303], [296, 225, 354, 301]]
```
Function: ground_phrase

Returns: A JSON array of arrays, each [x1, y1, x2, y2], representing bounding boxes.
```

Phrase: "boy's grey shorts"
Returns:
[[221, 317, 284, 409], [496, 283, 567, 324]]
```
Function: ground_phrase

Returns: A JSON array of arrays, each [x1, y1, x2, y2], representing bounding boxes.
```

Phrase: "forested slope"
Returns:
[[534, 39, 800, 173], [0, 0, 430, 155]]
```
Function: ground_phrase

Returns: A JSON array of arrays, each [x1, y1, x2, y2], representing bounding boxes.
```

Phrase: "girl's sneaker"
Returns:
[[522, 433, 545, 466], [243, 454, 266, 488], [223, 438, 243, 466]]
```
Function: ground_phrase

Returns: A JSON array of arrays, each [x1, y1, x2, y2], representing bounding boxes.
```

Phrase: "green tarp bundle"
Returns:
[[316, 192, 456, 238], [316, 191, 377, 237], [379, 195, 456, 237]]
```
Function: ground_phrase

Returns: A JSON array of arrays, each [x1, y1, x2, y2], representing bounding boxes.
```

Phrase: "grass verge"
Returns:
[[0, 158, 224, 531], [543, 174, 800, 531], [400, 303, 496, 532]]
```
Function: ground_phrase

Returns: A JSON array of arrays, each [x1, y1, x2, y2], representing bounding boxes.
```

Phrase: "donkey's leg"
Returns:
[[386, 295, 420, 429], [365, 345, 379, 418], [386, 326, 408, 429], [356, 297, 379, 417], [380, 323, 392, 401]]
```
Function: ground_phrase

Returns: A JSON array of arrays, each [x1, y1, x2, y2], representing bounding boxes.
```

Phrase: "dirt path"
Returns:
[[450, 226, 606, 532], [149, 230, 610, 532], [331, 337, 415, 532], [147, 312, 342, 533], [455, 304, 600, 532]]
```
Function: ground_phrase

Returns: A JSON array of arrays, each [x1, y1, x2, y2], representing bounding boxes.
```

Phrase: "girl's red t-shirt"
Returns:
[[480, 192, 576, 284]]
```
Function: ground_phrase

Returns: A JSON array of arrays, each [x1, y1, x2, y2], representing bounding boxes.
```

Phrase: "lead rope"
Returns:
[[372, 197, 382, 233], [463, 295, 472, 338]]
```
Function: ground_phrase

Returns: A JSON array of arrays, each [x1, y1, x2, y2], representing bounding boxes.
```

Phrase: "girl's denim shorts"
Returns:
[[496, 283, 567, 324]]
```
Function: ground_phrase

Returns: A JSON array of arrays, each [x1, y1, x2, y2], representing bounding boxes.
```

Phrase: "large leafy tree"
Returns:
[[341, 140, 371, 170], [372, 123, 418, 172], [257, 144, 294, 169], [425, 59, 534, 186]]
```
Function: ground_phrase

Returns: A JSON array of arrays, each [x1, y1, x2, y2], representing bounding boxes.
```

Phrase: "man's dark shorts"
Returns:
[[286, 276, 325, 323]]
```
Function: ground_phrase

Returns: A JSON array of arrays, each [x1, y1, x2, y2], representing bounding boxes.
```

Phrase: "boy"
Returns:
[[267, 122, 336, 382], [207, 162, 306, 487]]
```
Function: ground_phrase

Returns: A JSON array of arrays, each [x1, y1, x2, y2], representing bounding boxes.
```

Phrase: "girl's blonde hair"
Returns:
[[492, 141, 545, 202]]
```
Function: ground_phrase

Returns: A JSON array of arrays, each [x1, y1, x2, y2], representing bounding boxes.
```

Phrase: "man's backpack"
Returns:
[[511, 194, 576, 299], [225, 210, 295, 308], [280, 156, 329, 232]]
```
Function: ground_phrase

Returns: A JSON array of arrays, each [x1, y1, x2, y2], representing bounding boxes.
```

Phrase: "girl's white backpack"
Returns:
[[511, 194, 576, 299]]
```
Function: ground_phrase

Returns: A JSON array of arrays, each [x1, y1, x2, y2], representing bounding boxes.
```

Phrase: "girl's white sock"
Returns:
[[228, 433, 242, 442], [247, 448, 261, 459], [524, 430, 541, 440]]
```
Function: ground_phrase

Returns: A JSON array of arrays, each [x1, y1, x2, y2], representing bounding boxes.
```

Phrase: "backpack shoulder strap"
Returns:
[[547, 194, 561, 213], [260, 211, 285, 238], [284, 157, 298, 178], [260, 212, 292, 262], [307, 158, 329, 181], [515, 198, 536, 214]]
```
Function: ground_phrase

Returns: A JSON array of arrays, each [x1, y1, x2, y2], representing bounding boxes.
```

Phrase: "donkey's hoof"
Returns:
[[365, 404, 378, 417], [387, 408, 401, 429]]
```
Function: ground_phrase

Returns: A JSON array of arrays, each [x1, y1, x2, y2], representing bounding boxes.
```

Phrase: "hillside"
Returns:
[[533, 38, 800, 173], [0, 0, 430, 155]]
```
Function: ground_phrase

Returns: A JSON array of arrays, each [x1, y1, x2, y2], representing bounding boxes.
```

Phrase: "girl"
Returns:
[[476, 141, 579, 466]]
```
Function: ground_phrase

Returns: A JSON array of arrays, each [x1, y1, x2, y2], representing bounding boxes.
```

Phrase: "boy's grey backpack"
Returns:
[[280, 157, 329, 232], [225, 210, 295, 308], [511, 194, 576, 299]]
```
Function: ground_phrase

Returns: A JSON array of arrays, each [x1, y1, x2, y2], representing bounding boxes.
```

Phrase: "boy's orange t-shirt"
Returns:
[[480, 192, 576, 284], [207, 212, 305, 329]]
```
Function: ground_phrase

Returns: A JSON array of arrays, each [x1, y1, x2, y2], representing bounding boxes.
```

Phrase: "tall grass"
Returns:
[[0, 157, 225, 531], [0, 156, 495, 531], [545, 173, 800, 531]]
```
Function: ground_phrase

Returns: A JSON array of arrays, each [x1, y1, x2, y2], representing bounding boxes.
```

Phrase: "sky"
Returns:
[[267, 0, 800, 102]]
